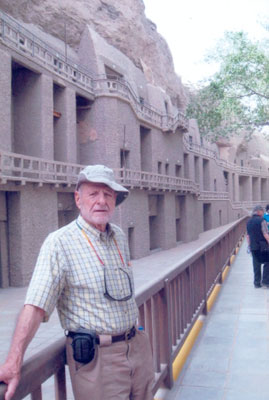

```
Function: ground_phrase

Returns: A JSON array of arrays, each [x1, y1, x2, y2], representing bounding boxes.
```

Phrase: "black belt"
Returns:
[[67, 326, 136, 344]]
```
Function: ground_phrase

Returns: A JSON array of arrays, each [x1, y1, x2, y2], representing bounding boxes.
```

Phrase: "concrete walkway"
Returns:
[[165, 239, 269, 400], [1, 223, 265, 399]]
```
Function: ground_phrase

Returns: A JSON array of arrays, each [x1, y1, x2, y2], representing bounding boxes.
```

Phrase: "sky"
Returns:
[[143, 0, 269, 85]]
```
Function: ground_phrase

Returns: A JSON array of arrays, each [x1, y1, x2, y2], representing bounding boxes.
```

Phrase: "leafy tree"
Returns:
[[187, 31, 269, 141]]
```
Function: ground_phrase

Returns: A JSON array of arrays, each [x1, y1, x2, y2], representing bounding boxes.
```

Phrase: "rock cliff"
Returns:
[[0, 0, 187, 108]]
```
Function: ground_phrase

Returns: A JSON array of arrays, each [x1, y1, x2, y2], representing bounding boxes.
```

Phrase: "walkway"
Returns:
[[1, 225, 268, 399], [164, 239, 269, 400]]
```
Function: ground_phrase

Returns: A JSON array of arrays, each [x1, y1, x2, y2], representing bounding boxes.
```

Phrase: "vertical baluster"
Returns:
[[144, 299, 153, 347], [31, 386, 42, 400], [138, 303, 145, 328], [161, 279, 173, 388], [152, 294, 161, 373], [54, 366, 67, 400]]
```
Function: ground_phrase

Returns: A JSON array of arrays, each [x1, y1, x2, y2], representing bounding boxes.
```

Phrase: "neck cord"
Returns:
[[76, 221, 125, 267]]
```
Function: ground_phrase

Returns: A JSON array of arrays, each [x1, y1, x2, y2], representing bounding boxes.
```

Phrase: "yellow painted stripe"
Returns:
[[172, 316, 204, 381], [207, 283, 221, 312], [222, 265, 230, 282], [154, 244, 242, 398]]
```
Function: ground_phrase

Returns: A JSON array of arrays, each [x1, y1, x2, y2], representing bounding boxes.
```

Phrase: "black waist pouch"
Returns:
[[71, 329, 96, 364]]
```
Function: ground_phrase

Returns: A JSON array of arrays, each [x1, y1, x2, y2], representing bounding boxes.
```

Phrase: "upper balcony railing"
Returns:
[[183, 136, 267, 177], [114, 168, 199, 193], [0, 150, 82, 186], [0, 11, 188, 133], [216, 157, 263, 176], [0, 150, 199, 194], [0, 11, 95, 94], [183, 137, 217, 159], [199, 191, 229, 201], [93, 75, 188, 132], [3, 150, 269, 206]]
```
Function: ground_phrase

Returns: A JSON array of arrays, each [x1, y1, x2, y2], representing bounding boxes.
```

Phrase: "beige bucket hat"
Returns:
[[76, 165, 129, 206]]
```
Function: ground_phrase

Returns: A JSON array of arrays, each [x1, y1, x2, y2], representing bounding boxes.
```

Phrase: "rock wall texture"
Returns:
[[0, 0, 187, 108]]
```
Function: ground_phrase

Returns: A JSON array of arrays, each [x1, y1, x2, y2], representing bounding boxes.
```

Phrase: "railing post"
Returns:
[[162, 279, 173, 389], [55, 365, 67, 400], [31, 386, 42, 400], [202, 252, 208, 316], [152, 294, 161, 373]]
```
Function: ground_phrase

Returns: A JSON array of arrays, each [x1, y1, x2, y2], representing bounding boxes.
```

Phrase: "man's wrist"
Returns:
[[4, 356, 22, 376]]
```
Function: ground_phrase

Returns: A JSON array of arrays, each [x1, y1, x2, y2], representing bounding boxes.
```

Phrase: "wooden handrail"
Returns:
[[0, 339, 66, 400]]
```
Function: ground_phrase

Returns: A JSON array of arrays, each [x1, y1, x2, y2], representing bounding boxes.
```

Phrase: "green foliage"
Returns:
[[187, 31, 269, 140]]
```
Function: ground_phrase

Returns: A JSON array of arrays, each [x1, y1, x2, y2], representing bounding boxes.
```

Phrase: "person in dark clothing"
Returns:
[[247, 205, 269, 288]]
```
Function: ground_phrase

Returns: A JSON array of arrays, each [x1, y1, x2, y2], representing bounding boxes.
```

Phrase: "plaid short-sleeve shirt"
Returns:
[[25, 215, 138, 334]]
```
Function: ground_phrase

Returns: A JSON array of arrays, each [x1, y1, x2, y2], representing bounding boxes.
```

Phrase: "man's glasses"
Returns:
[[103, 267, 133, 302]]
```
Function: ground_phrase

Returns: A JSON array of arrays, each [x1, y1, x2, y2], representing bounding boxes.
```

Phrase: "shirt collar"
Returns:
[[76, 215, 115, 240]]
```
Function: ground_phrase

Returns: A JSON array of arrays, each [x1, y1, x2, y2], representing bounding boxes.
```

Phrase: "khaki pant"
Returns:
[[66, 329, 154, 400]]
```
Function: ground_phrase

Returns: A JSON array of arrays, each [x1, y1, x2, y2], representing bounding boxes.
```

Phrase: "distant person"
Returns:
[[247, 205, 269, 288], [264, 204, 269, 229], [0, 164, 154, 400]]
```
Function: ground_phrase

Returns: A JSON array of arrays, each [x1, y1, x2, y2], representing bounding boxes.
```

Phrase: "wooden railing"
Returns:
[[0, 216, 247, 399]]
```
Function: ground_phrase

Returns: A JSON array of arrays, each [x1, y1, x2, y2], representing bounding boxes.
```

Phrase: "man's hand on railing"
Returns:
[[0, 362, 20, 400], [0, 305, 44, 400]]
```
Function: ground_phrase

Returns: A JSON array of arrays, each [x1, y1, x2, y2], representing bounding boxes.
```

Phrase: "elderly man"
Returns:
[[0, 165, 154, 400], [247, 205, 269, 288]]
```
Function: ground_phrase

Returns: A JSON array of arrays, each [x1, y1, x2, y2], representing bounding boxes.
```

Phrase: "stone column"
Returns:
[[40, 75, 54, 159], [180, 194, 199, 242], [262, 178, 269, 201], [233, 173, 239, 202], [65, 88, 77, 163], [113, 189, 150, 259], [13, 72, 53, 159], [0, 49, 12, 151], [54, 87, 77, 163], [245, 176, 252, 201], [252, 177, 261, 201], [8, 186, 58, 286], [158, 192, 177, 250], [0, 192, 9, 287]]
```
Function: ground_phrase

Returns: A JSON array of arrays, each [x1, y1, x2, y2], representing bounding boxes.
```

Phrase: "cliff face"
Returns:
[[0, 0, 187, 107]]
